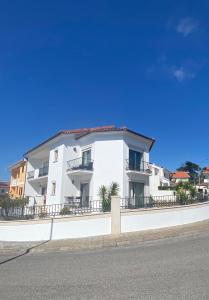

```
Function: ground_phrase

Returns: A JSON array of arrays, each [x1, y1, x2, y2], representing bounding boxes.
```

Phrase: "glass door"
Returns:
[[80, 183, 89, 207], [129, 182, 144, 208], [82, 149, 91, 168]]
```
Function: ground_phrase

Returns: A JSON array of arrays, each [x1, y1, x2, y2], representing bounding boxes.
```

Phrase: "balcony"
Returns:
[[125, 159, 151, 175], [66, 157, 93, 176], [27, 166, 49, 181], [10, 179, 18, 187], [38, 166, 49, 177], [27, 171, 35, 179]]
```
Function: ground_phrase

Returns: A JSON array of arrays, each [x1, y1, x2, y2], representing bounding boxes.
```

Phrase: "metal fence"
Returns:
[[0, 194, 208, 221], [0, 199, 103, 221], [120, 194, 209, 210]]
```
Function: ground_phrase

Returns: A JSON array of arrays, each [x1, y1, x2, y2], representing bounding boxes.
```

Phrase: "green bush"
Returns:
[[60, 207, 72, 215], [99, 182, 119, 212], [102, 198, 111, 212]]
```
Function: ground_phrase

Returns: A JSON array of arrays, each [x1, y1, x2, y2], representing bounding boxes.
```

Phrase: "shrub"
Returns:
[[60, 207, 72, 215], [99, 182, 119, 212], [37, 206, 47, 218]]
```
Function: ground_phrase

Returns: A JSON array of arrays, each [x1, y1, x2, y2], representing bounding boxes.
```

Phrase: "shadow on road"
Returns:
[[0, 218, 54, 266]]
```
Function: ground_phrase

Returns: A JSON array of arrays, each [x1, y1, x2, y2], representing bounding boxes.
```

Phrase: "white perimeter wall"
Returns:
[[0, 215, 111, 242], [121, 202, 209, 233], [1, 202, 209, 242]]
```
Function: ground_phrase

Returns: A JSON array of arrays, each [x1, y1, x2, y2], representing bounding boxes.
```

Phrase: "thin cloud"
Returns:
[[172, 67, 195, 82], [176, 18, 199, 36], [146, 57, 207, 82]]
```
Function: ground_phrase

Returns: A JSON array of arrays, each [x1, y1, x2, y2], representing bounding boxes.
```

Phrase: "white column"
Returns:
[[111, 196, 121, 235]]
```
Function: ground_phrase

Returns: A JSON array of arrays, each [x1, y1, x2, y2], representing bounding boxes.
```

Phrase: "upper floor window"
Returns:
[[54, 149, 58, 162], [82, 149, 91, 166], [129, 149, 142, 171], [155, 168, 159, 176]]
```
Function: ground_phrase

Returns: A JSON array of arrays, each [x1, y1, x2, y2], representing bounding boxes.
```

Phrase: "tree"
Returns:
[[177, 161, 200, 183], [175, 182, 197, 204], [0, 195, 29, 219], [99, 182, 119, 212]]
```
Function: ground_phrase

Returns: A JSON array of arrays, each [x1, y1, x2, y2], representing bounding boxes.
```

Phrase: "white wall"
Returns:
[[92, 134, 124, 198], [1, 202, 209, 241], [0, 215, 111, 242], [47, 144, 65, 205], [121, 202, 209, 233]]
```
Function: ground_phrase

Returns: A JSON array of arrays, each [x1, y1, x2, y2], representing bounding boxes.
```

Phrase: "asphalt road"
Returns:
[[1, 231, 209, 299]]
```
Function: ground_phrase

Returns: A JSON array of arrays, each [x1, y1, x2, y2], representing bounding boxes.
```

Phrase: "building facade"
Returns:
[[149, 164, 171, 196], [9, 160, 27, 198], [171, 171, 190, 184], [203, 167, 209, 186], [0, 182, 9, 196], [24, 126, 155, 207]]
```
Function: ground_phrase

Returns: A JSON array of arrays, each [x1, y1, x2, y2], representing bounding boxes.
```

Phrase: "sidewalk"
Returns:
[[1, 220, 209, 255]]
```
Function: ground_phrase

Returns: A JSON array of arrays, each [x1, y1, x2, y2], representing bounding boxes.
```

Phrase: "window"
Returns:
[[54, 149, 58, 162], [19, 187, 23, 196], [51, 182, 56, 196], [129, 149, 142, 171], [21, 166, 24, 173], [155, 168, 159, 176], [82, 149, 91, 166]]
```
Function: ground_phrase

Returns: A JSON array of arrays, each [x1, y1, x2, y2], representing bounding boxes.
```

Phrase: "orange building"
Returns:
[[9, 160, 27, 198]]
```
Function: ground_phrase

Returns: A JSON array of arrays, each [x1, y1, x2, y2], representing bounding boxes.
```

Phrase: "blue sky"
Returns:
[[1, 0, 209, 180]]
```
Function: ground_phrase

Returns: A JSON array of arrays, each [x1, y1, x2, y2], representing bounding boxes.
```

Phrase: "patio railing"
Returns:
[[120, 194, 208, 209], [0, 199, 102, 220], [0, 194, 208, 221], [125, 159, 151, 174], [67, 157, 93, 171]]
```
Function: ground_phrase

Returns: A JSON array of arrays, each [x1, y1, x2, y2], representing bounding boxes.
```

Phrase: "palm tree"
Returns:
[[99, 182, 119, 212]]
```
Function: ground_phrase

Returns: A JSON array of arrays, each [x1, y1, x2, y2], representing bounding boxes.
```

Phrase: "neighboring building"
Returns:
[[0, 182, 9, 196], [149, 164, 171, 196], [24, 125, 155, 207], [203, 167, 209, 186], [171, 171, 190, 184], [9, 160, 27, 198]]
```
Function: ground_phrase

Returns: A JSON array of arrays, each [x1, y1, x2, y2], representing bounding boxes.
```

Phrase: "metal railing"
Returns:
[[125, 160, 151, 174], [67, 157, 93, 171], [1, 194, 208, 221], [27, 171, 34, 179], [0, 199, 103, 220], [39, 166, 49, 177], [120, 194, 209, 210]]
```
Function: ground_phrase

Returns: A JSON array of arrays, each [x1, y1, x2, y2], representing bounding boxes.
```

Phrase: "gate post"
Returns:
[[111, 196, 121, 235]]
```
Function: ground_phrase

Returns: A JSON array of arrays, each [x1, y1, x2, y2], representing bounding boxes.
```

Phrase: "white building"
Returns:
[[149, 164, 171, 196], [24, 126, 155, 207], [203, 167, 209, 186]]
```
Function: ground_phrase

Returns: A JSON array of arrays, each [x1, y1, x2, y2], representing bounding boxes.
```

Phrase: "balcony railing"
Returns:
[[67, 157, 93, 172], [125, 159, 151, 174], [39, 166, 49, 177], [27, 171, 34, 179]]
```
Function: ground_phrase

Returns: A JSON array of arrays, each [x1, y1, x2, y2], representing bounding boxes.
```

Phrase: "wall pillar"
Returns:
[[111, 196, 121, 235]]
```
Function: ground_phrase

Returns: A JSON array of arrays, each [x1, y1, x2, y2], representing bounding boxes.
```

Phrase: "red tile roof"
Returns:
[[203, 167, 209, 173], [0, 182, 9, 188], [24, 125, 155, 156], [172, 171, 190, 179]]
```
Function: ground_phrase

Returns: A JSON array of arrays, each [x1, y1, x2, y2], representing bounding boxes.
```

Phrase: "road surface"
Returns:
[[1, 230, 209, 299]]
